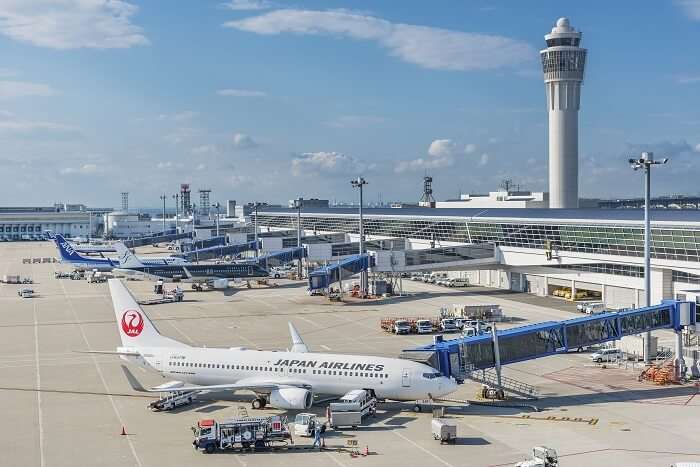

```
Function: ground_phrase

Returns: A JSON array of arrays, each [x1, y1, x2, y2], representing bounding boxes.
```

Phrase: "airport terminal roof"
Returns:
[[257, 207, 700, 225]]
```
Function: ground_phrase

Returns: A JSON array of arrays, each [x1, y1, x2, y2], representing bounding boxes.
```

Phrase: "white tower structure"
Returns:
[[541, 17, 587, 208]]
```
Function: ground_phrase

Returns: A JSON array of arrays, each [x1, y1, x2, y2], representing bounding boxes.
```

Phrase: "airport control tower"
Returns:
[[541, 17, 587, 208]]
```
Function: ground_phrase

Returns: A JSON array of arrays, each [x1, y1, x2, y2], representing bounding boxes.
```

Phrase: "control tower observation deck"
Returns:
[[541, 17, 587, 209]]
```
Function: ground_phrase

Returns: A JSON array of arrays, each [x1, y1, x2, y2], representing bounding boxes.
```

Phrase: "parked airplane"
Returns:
[[113, 243, 268, 282], [93, 279, 457, 410], [50, 233, 186, 271]]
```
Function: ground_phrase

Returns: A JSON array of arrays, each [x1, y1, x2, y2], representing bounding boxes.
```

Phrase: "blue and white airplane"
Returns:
[[50, 233, 187, 271]]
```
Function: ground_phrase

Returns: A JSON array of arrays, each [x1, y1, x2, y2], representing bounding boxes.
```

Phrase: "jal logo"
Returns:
[[121, 310, 144, 337], [61, 241, 75, 256]]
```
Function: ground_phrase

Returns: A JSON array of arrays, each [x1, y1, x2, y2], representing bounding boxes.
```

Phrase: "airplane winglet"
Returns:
[[288, 322, 310, 353]]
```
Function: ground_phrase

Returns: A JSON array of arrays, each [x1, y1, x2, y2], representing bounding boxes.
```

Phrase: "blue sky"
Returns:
[[0, 0, 698, 207]]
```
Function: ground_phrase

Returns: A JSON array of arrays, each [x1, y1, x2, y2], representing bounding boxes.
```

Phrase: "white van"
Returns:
[[584, 302, 606, 314], [447, 278, 469, 287], [18, 288, 34, 298], [590, 348, 622, 363]]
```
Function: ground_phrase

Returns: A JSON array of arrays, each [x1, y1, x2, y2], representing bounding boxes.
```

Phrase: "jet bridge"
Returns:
[[123, 231, 193, 248], [372, 244, 497, 272], [182, 240, 259, 262], [255, 246, 307, 269], [308, 254, 375, 290], [404, 301, 696, 381]]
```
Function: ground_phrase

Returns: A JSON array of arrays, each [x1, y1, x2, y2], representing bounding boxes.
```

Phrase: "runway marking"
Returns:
[[324, 451, 349, 467], [392, 430, 455, 467], [55, 270, 144, 467], [32, 298, 45, 467]]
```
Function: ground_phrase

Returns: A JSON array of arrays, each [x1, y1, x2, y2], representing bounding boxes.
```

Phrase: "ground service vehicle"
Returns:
[[329, 389, 377, 429], [447, 278, 469, 287], [583, 302, 606, 314], [431, 419, 457, 444], [440, 318, 459, 333], [416, 319, 433, 334], [590, 348, 622, 363], [18, 288, 34, 298], [515, 446, 559, 467], [293, 413, 318, 437], [393, 320, 411, 334], [193, 416, 290, 452]]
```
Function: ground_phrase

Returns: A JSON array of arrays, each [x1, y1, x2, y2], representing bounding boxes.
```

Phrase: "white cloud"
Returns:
[[156, 161, 183, 170], [291, 151, 369, 176], [0, 68, 17, 78], [695, 143, 700, 152], [0, 0, 149, 49], [396, 138, 457, 172], [233, 132, 257, 148], [0, 80, 54, 99], [222, 0, 274, 11], [676, 0, 700, 20], [192, 145, 219, 155], [479, 153, 489, 166], [60, 163, 100, 175], [196, 163, 206, 171], [676, 74, 700, 84], [217, 88, 267, 97], [325, 114, 387, 129], [225, 9, 534, 72], [464, 143, 477, 154], [428, 139, 456, 158], [157, 111, 198, 121], [0, 118, 78, 134], [163, 127, 195, 145]]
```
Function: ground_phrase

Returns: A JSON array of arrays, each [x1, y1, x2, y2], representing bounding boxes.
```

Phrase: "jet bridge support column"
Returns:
[[492, 322, 502, 389], [676, 330, 685, 378]]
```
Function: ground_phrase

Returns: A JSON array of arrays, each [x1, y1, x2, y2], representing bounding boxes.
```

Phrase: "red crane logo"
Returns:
[[121, 310, 144, 337]]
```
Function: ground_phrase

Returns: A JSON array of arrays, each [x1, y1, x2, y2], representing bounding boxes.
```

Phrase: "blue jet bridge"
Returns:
[[183, 240, 259, 262], [404, 301, 696, 381], [308, 254, 375, 290], [256, 246, 306, 269], [123, 231, 193, 248]]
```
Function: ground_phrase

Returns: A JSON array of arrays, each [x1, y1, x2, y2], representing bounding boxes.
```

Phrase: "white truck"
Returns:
[[440, 318, 459, 333], [393, 320, 411, 334], [416, 319, 434, 334], [329, 389, 377, 429], [446, 278, 469, 287], [193, 416, 291, 452]]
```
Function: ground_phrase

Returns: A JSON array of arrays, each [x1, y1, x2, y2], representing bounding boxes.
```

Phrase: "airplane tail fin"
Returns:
[[53, 234, 87, 262], [113, 242, 145, 268], [108, 279, 187, 348], [288, 322, 310, 353]]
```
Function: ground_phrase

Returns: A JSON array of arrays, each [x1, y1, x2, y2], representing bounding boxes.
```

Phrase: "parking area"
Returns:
[[1, 241, 699, 467]]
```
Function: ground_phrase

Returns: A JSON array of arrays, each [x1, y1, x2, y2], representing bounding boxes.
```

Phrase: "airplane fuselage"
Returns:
[[117, 263, 268, 280], [124, 346, 456, 401]]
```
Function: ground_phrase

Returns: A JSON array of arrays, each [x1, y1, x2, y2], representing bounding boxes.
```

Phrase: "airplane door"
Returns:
[[401, 368, 411, 387]]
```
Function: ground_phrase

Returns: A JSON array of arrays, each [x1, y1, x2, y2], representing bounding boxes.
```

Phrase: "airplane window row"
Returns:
[[169, 361, 389, 379]]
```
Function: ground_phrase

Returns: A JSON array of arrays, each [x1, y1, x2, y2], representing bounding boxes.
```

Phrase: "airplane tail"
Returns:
[[113, 242, 145, 268], [108, 279, 187, 348], [53, 233, 88, 262]]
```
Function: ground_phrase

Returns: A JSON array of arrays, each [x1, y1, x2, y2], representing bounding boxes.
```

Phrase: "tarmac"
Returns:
[[1, 241, 699, 467]]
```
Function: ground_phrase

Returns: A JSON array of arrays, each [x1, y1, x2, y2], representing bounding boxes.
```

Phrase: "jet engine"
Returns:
[[269, 387, 313, 410]]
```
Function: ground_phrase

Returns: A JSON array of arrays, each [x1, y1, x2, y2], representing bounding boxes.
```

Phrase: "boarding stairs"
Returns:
[[462, 363, 539, 400]]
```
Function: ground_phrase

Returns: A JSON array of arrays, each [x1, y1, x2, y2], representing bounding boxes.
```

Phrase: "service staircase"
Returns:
[[462, 363, 539, 400]]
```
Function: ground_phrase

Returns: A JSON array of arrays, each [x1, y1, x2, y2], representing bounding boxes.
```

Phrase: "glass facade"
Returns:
[[255, 213, 700, 264], [552, 263, 644, 278]]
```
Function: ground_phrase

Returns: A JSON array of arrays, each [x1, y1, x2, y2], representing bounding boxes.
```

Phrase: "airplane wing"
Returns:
[[147, 377, 311, 394]]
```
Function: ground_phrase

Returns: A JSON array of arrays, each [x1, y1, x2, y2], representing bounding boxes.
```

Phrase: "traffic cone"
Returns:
[[364, 445, 369, 456], [120, 426, 127, 436]]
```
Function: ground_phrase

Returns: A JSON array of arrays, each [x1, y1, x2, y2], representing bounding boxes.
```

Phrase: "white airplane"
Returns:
[[96, 279, 458, 410]]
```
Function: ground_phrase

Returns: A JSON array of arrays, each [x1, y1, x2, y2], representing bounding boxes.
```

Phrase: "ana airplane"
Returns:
[[50, 233, 187, 271], [96, 279, 458, 410], [113, 243, 268, 282]]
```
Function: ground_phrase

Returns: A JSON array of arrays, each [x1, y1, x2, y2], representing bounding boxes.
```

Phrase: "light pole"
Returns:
[[629, 151, 668, 364], [351, 177, 368, 295], [253, 202, 259, 258], [172, 193, 179, 234], [214, 202, 221, 238], [294, 198, 303, 278], [159, 194, 167, 233]]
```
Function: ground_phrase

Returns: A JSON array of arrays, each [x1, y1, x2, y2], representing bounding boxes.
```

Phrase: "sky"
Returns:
[[0, 0, 698, 208]]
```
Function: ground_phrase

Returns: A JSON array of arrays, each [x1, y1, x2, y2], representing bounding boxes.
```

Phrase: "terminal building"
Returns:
[[0, 204, 110, 240], [254, 207, 700, 309]]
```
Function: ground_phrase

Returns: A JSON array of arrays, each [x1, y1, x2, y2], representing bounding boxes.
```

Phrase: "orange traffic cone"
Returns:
[[121, 426, 127, 436]]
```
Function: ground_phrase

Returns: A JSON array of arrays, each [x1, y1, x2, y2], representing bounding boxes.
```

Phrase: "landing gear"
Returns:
[[251, 397, 267, 409]]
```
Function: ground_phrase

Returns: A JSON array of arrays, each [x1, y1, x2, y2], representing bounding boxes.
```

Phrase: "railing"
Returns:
[[460, 361, 538, 399]]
